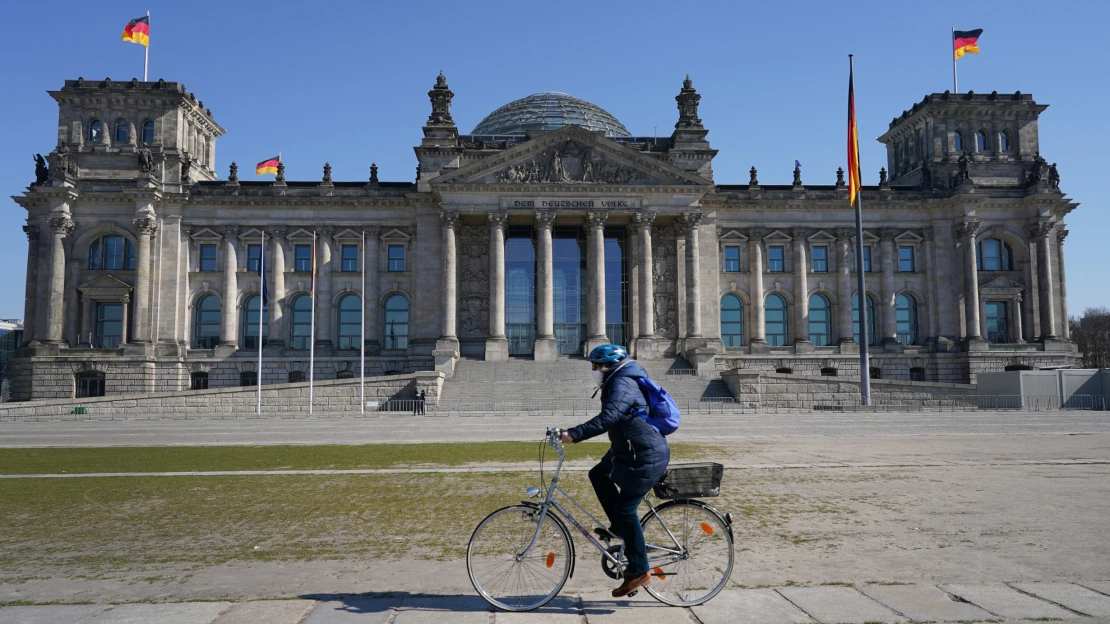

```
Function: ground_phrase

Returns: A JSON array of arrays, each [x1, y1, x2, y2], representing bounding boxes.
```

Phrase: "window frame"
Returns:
[[953, 130, 963, 152], [246, 244, 262, 273], [999, 130, 1011, 151], [190, 371, 209, 390], [193, 294, 222, 349], [976, 130, 987, 152], [765, 293, 788, 346], [89, 119, 103, 143], [341, 244, 359, 273], [88, 235, 135, 271], [95, 302, 123, 349], [862, 246, 873, 272], [75, 371, 106, 398], [199, 244, 218, 272], [720, 294, 744, 347], [723, 245, 740, 272], [114, 118, 130, 143], [811, 245, 828, 273], [896, 293, 918, 345], [808, 293, 832, 346], [336, 294, 361, 350], [288, 371, 306, 383], [387, 244, 405, 272], [767, 245, 785, 273], [383, 294, 409, 350], [241, 294, 268, 350], [898, 245, 915, 272], [141, 120, 155, 144], [239, 371, 257, 387], [290, 294, 313, 350], [294, 244, 313, 272]]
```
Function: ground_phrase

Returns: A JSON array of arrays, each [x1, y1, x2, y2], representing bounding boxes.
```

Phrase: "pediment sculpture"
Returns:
[[495, 141, 651, 185]]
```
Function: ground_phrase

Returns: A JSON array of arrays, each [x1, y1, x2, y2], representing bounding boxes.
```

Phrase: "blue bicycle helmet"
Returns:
[[587, 343, 628, 365]]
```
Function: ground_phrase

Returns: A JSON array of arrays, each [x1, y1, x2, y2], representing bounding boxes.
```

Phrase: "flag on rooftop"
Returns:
[[255, 156, 280, 175], [121, 15, 150, 47], [953, 28, 983, 60]]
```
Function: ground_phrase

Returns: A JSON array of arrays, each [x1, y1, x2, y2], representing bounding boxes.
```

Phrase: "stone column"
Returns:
[[1012, 296, 1024, 343], [922, 227, 939, 342], [266, 226, 287, 346], [835, 228, 854, 346], [585, 211, 609, 352], [1029, 221, 1056, 340], [120, 293, 130, 344], [680, 212, 704, 341], [633, 212, 658, 358], [1056, 228, 1070, 340], [315, 226, 334, 348], [22, 225, 39, 345], [534, 210, 558, 361], [364, 226, 381, 351], [131, 215, 158, 343], [748, 228, 766, 344], [955, 220, 983, 341], [792, 228, 812, 347], [485, 212, 508, 361], [65, 259, 80, 346], [44, 215, 75, 344], [439, 212, 460, 341], [219, 226, 239, 348], [80, 294, 93, 346], [878, 228, 898, 345]]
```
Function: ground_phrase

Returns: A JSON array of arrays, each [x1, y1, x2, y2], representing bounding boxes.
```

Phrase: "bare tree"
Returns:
[[1070, 306, 1110, 369]]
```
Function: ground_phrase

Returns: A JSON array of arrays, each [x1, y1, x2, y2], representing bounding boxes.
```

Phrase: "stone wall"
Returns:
[[0, 372, 443, 420], [720, 370, 975, 409]]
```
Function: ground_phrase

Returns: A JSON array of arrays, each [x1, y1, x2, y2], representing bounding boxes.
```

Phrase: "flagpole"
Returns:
[[309, 231, 316, 414], [850, 54, 872, 407], [360, 230, 366, 415], [257, 230, 264, 415], [144, 10, 149, 81], [951, 26, 958, 93]]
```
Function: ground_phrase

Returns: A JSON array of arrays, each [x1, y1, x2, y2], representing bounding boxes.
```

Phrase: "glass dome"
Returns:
[[471, 92, 631, 137]]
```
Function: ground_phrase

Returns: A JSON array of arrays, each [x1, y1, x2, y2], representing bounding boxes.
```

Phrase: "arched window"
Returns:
[[288, 371, 306, 383], [89, 119, 103, 142], [383, 294, 409, 350], [808, 294, 832, 346], [896, 294, 918, 345], [241, 295, 268, 349], [88, 235, 135, 270], [976, 130, 987, 151], [141, 120, 154, 144], [336, 294, 361, 349], [852, 295, 877, 345], [720, 294, 744, 347], [953, 130, 963, 152], [191, 371, 209, 390], [999, 130, 1011, 151], [115, 119, 130, 143], [290, 295, 312, 350], [75, 370, 106, 398], [336, 370, 354, 380], [239, 371, 257, 387], [977, 238, 1014, 271], [193, 295, 221, 349], [765, 294, 788, 347]]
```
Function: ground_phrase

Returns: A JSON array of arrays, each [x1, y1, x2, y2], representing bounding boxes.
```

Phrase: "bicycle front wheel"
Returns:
[[466, 504, 572, 612], [641, 500, 734, 606]]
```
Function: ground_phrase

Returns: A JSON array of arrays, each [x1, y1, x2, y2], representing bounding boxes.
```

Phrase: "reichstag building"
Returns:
[[11, 73, 1079, 400]]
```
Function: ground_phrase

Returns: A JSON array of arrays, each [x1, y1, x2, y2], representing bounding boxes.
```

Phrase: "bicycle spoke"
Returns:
[[641, 502, 734, 607], [467, 505, 572, 611]]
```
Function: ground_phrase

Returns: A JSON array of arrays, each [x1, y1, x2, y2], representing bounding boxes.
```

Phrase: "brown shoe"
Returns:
[[612, 571, 651, 598]]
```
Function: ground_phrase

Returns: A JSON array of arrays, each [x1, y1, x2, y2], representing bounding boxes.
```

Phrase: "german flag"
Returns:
[[847, 59, 862, 208], [121, 15, 150, 47], [255, 156, 280, 175], [954, 28, 983, 60]]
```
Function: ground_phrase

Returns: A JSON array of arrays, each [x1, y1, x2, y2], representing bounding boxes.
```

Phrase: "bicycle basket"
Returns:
[[652, 462, 724, 499]]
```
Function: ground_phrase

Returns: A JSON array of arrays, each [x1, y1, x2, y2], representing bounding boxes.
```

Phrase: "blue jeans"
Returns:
[[589, 454, 648, 576]]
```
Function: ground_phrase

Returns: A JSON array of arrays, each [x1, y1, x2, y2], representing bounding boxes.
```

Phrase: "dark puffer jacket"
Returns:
[[567, 359, 670, 497]]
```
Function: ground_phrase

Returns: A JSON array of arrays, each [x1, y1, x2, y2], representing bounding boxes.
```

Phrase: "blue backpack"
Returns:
[[633, 377, 681, 436]]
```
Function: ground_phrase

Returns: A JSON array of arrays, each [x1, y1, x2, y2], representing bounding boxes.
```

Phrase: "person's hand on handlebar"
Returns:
[[559, 431, 574, 444]]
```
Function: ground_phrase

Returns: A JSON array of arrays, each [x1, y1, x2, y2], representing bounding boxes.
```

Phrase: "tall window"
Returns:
[[898, 246, 915, 272], [337, 294, 361, 349], [383, 294, 409, 349], [115, 119, 129, 142], [247, 244, 262, 272], [193, 295, 221, 349], [240, 371, 257, 387], [720, 294, 744, 347], [811, 246, 828, 272], [89, 119, 103, 142], [76, 371, 106, 398], [290, 295, 312, 349], [765, 294, 788, 346], [294, 244, 312, 272], [190, 371, 208, 390], [341, 245, 358, 272], [199, 244, 217, 272], [861, 246, 873, 272], [241, 294, 268, 349], [977, 238, 1014, 271], [388, 245, 405, 272], [953, 130, 963, 152], [853, 294, 877, 346], [986, 301, 1009, 344], [976, 130, 987, 151], [96, 302, 123, 348], [724, 246, 740, 272], [141, 120, 154, 144], [896, 293, 918, 345], [88, 236, 135, 270], [768, 246, 785, 272], [808, 294, 831, 346], [999, 130, 1011, 151]]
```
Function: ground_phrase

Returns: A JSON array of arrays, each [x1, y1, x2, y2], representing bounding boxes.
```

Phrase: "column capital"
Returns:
[[585, 211, 609, 231], [181, 224, 194, 238], [631, 211, 656, 228], [834, 227, 854, 242], [439, 211, 461, 230], [678, 211, 703, 231], [317, 225, 334, 238], [121, 293, 131, 304], [953, 220, 980, 240], [1026, 220, 1053, 239], [48, 216, 75, 237], [534, 210, 556, 230], [363, 225, 381, 238], [922, 226, 934, 242], [791, 227, 808, 242], [487, 211, 508, 230], [1056, 227, 1069, 245], [747, 227, 767, 241], [266, 225, 287, 239], [132, 217, 158, 236], [878, 227, 898, 241], [23, 224, 40, 241], [220, 225, 239, 239]]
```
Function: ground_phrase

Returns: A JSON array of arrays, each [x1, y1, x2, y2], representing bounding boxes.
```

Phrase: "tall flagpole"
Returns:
[[144, 10, 149, 81], [849, 54, 871, 406], [360, 230, 366, 414], [309, 231, 317, 414], [257, 230, 265, 415], [951, 26, 958, 93]]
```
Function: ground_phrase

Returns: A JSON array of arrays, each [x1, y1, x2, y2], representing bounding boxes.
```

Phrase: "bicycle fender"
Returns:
[[643, 498, 735, 541], [519, 501, 577, 579]]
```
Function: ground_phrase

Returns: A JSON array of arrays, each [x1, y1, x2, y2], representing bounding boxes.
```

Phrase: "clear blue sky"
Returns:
[[1, 0, 1105, 320]]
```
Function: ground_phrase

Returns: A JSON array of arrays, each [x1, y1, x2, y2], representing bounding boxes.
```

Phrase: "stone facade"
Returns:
[[9, 76, 1080, 401]]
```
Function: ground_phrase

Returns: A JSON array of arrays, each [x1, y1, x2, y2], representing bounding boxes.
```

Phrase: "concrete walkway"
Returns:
[[4, 582, 1110, 623]]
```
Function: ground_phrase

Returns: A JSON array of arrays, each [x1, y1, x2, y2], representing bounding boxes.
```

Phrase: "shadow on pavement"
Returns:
[[297, 592, 602, 615]]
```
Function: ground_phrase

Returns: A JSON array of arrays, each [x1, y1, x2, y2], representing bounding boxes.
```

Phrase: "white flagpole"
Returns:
[[952, 26, 958, 93], [360, 229, 366, 414], [257, 230, 264, 415], [309, 231, 316, 414], [144, 10, 149, 81]]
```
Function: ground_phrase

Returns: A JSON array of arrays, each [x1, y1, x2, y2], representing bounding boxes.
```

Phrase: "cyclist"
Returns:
[[559, 344, 670, 598]]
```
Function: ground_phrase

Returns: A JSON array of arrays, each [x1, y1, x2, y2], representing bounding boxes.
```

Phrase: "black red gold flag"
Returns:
[[847, 64, 862, 207], [953, 29, 983, 60], [255, 156, 280, 175], [122, 16, 150, 47]]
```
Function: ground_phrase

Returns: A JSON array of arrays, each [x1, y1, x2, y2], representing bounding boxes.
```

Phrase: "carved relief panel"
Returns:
[[652, 224, 679, 339], [457, 224, 489, 338]]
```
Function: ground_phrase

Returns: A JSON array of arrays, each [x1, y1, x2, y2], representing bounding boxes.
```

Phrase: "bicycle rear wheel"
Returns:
[[640, 500, 734, 606], [467, 504, 572, 612]]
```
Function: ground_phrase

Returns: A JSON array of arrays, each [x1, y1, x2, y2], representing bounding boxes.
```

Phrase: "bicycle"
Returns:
[[467, 427, 735, 611]]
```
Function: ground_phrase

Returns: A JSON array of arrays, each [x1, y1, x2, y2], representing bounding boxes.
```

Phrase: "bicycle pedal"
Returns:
[[626, 590, 638, 597]]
